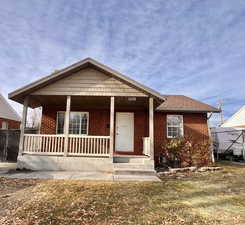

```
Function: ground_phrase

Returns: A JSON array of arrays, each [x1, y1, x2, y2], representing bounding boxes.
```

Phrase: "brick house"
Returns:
[[9, 58, 219, 172], [0, 94, 21, 129]]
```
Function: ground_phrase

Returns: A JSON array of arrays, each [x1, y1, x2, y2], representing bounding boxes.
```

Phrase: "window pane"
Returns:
[[167, 115, 183, 138], [69, 112, 88, 135], [57, 112, 65, 134], [69, 112, 81, 134], [172, 127, 178, 138], [57, 112, 88, 135], [2, 121, 8, 129], [80, 114, 88, 134]]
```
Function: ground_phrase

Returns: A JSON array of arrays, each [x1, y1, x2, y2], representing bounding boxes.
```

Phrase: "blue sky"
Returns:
[[0, 0, 245, 125]]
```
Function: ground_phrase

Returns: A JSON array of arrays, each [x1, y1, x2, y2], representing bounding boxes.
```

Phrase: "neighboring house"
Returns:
[[221, 106, 245, 129], [0, 94, 21, 129], [9, 58, 219, 172]]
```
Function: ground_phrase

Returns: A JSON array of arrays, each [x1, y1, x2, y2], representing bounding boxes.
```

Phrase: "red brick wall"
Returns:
[[40, 108, 208, 156], [40, 106, 110, 135], [154, 112, 209, 157], [0, 118, 20, 129], [40, 106, 148, 155]]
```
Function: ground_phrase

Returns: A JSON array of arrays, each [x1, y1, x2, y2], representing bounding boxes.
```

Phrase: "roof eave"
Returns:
[[9, 58, 165, 104], [156, 109, 221, 113], [9, 58, 92, 100]]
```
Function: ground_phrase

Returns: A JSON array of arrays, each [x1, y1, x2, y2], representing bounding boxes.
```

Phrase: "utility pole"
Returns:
[[217, 100, 224, 126], [242, 130, 245, 161]]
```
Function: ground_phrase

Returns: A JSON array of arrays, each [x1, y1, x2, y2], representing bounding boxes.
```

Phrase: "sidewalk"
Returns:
[[0, 169, 161, 181], [0, 162, 17, 174]]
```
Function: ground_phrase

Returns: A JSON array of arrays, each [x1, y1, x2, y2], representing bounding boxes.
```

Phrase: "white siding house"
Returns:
[[221, 106, 245, 129]]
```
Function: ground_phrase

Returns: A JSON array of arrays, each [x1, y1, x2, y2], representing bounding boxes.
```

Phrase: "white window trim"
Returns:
[[56, 111, 89, 135], [1, 121, 8, 130], [166, 115, 184, 139]]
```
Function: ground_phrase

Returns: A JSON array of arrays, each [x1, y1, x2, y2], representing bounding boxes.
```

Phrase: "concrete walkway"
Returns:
[[0, 162, 17, 174], [0, 169, 161, 182]]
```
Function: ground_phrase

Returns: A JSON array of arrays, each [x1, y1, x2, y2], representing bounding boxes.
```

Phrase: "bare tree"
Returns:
[[29, 107, 42, 129]]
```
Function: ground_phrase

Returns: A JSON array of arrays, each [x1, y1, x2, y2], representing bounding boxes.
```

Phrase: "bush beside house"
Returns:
[[161, 136, 212, 167]]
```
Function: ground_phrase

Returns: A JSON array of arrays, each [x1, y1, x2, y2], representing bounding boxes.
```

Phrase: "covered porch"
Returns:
[[9, 58, 165, 171], [20, 95, 155, 161]]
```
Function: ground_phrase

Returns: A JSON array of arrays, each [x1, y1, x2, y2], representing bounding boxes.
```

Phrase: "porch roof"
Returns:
[[9, 58, 165, 107], [29, 95, 152, 110]]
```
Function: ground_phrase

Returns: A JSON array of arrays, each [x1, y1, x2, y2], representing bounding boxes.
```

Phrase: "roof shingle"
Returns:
[[157, 95, 220, 113]]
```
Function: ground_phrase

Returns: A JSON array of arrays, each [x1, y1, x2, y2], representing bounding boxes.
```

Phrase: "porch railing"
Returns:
[[68, 135, 110, 156], [23, 134, 65, 155], [23, 134, 110, 157], [143, 137, 151, 156]]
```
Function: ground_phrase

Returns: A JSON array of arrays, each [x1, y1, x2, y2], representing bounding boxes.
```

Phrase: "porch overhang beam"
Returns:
[[149, 97, 154, 160], [64, 96, 71, 156], [109, 96, 115, 158], [19, 96, 29, 156]]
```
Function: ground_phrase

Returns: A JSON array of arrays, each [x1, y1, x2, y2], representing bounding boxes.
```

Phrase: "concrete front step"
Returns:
[[113, 174, 161, 182], [113, 155, 155, 176], [113, 163, 154, 170], [113, 168, 156, 176], [113, 155, 149, 163]]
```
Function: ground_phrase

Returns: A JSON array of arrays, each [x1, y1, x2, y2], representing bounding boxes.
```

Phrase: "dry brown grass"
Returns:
[[0, 162, 245, 225]]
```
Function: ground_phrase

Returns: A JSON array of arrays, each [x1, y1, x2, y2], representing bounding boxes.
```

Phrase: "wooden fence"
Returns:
[[0, 129, 37, 162], [0, 130, 20, 162]]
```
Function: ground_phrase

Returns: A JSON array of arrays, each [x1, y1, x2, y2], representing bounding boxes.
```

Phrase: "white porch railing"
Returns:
[[68, 135, 110, 156], [143, 137, 150, 156], [23, 134, 65, 155], [23, 134, 110, 157]]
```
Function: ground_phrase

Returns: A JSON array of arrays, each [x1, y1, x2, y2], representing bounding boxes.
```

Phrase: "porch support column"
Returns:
[[109, 96, 115, 158], [149, 97, 154, 160], [19, 96, 29, 156], [64, 96, 71, 157]]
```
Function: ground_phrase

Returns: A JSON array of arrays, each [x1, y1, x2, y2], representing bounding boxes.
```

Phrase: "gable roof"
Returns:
[[157, 95, 220, 113], [0, 94, 21, 121], [9, 58, 165, 104], [221, 105, 245, 128]]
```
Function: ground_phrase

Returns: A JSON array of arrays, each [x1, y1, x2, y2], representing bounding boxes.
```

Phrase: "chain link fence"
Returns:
[[211, 127, 245, 161]]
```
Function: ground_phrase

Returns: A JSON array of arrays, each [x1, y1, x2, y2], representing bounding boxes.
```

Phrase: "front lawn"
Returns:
[[1, 162, 245, 225]]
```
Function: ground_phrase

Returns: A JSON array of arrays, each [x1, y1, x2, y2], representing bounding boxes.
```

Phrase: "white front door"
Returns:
[[115, 112, 134, 152]]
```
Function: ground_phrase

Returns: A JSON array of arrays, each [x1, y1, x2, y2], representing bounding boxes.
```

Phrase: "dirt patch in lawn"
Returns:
[[0, 177, 41, 218], [0, 162, 245, 225]]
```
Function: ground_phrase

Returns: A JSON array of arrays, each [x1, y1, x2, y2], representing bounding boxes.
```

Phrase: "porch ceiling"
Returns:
[[29, 95, 154, 110]]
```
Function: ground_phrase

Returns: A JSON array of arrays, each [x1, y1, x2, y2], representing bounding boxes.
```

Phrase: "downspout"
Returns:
[[207, 113, 215, 163]]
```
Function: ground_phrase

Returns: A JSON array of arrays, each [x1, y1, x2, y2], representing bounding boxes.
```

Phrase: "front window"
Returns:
[[57, 112, 89, 135], [167, 115, 183, 138], [1, 121, 8, 129]]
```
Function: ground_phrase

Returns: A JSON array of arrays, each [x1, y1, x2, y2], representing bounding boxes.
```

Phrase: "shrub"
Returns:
[[161, 136, 212, 167]]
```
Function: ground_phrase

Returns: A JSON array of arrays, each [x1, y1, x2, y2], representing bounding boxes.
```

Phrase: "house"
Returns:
[[8, 58, 219, 172], [0, 94, 21, 129], [221, 105, 245, 129]]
